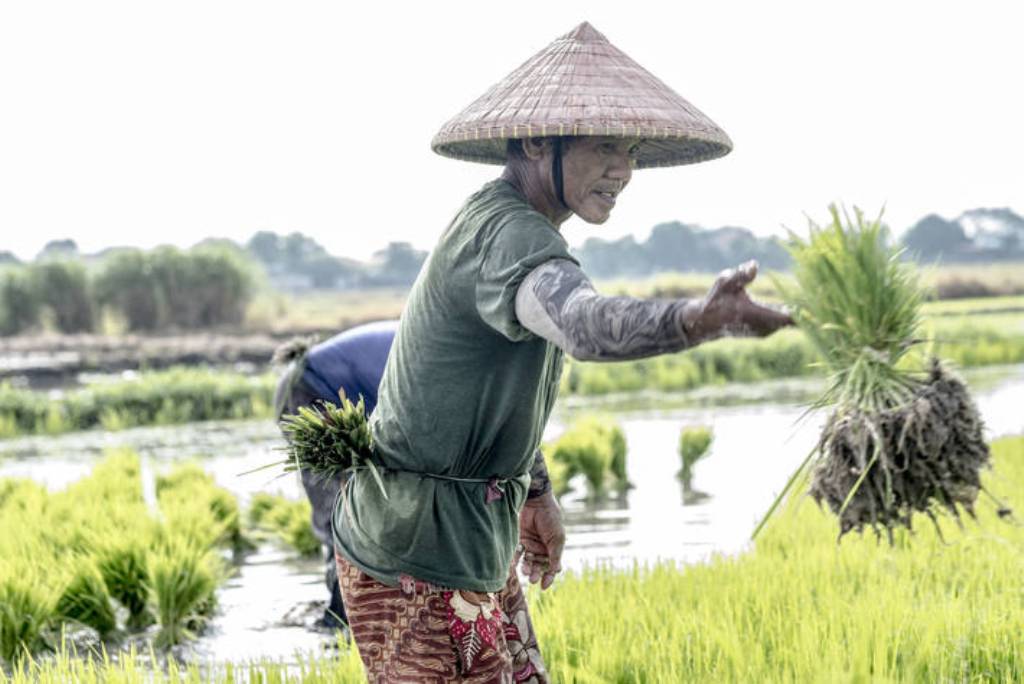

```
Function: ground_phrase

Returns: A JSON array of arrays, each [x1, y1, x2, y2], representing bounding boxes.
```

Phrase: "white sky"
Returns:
[[1, 1, 1021, 262]]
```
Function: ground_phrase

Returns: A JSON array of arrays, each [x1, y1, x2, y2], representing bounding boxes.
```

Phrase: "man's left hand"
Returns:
[[518, 491, 565, 590]]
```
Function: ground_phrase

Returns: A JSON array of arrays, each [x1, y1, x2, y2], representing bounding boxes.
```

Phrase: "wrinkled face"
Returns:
[[560, 137, 639, 224]]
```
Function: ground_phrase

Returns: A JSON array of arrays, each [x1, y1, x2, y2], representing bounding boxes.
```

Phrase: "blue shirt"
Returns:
[[301, 320, 397, 414]]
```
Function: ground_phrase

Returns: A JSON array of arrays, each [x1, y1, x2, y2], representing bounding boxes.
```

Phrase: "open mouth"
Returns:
[[593, 190, 617, 207]]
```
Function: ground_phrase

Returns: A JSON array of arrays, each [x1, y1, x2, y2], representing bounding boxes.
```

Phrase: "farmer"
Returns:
[[272, 319, 398, 630], [332, 22, 793, 682]]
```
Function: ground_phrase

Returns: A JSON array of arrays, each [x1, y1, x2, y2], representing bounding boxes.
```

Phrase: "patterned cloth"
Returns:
[[336, 554, 547, 683]]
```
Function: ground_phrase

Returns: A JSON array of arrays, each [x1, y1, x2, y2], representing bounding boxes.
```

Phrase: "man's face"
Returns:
[[560, 136, 638, 224]]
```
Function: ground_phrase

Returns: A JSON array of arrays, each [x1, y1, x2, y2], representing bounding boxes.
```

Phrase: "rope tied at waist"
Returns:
[[391, 470, 519, 504]]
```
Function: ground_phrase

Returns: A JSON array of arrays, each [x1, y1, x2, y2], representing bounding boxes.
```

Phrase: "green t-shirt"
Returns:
[[333, 179, 578, 592]]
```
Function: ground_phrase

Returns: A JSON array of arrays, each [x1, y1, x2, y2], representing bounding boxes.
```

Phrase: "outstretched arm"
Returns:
[[515, 258, 697, 361], [515, 258, 791, 361]]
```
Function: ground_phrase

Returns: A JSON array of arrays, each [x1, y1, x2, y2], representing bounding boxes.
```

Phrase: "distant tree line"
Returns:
[[245, 231, 428, 290], [573, 222, 791, 279], [901, 208, 1024, 262], [3, 204, 1020, 335], [0, 246, 253, 336]]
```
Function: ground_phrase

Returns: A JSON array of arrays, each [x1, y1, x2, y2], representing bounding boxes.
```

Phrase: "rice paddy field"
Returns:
[[0, 358, 1022, 681], [1, 296, 1023, 440], [2, 276, 1024, 682], [3, 432, 1022, 681]]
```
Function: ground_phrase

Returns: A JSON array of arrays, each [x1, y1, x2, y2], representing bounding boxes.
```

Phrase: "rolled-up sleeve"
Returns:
[[474, 213, 580, 342]]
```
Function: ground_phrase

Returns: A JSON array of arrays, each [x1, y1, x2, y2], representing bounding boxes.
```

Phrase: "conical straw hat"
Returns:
[[431, 22, 733, 169]]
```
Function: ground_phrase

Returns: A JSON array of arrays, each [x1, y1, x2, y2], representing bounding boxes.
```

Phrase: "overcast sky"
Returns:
[[1, 1, 1021, 262]]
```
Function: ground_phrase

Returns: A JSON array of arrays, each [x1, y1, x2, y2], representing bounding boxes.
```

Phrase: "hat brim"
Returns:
[[431, 128, 732, 169], [431, 22, 735, 170]]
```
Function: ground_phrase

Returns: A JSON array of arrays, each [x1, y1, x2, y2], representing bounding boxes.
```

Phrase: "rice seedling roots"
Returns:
[[809, 360, 994, 540]]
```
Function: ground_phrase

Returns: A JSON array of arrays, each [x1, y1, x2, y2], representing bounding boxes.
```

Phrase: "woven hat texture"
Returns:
[[431, 22, 732, 168]]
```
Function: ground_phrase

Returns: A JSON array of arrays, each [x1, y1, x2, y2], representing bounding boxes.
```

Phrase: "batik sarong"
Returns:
[[336, 554, 547, 683]]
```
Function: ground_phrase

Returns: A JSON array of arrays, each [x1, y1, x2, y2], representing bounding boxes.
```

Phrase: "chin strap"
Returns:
[[552, 137, 566, 208]]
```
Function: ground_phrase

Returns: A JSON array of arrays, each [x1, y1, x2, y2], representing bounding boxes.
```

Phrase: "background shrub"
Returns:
[[29, 261, 95, 333], [0, 269, 41, 336], [93, 250, 162, 331]]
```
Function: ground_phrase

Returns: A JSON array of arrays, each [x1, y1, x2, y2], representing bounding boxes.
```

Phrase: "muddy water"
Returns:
[[2, 364, 1022, 662]]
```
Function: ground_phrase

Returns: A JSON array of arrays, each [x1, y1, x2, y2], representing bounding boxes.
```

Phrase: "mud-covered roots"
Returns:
[[809, 361, 992, 540]]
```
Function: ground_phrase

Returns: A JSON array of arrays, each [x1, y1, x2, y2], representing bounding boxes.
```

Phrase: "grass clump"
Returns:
[[0, 561, 56, 665], [678, 425, 713, 487], [545, 416, 629, 498], [0, 450, 235, 664], [246, 493, 320, 556], [93, 539, 153, 630], [156, 463, 243, 549], [54, 560, 118, 638], [772, 206, 998, 539], [149, 536, 223, 649]]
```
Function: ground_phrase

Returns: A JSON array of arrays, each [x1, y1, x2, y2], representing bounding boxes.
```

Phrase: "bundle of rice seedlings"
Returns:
[[149, 534, 223, 648], [276, 397, 387, 498], [94, 540, 153, 630], [157, 463, 243, 549], [246, 493, 319, 556], [0, 563, 57, 665], [54, 559, 117, 637], [765, 206, 1004, 541], [544, 416, 629, 498], [678, 426, 713, 487]]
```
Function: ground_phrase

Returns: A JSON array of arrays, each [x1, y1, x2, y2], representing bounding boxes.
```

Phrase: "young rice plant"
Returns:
[[765, 205, 1001, 540]]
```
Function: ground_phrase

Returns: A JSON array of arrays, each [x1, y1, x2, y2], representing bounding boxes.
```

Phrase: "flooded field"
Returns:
[[2, 364, 1022, 662]]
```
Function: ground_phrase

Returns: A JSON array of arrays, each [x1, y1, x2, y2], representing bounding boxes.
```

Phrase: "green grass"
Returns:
[[0, 367, 275, 439], [6, 435, 1023, 682], [157, 463, 245, 549], [247, 493, 320, 556], [544, 415, 629, 498], [678, 425, 712, 485], [244, 288, 407, 334], [0, 450, 235, 664], [922, 294, 1024, 316], [598, 260, 1024, 304]]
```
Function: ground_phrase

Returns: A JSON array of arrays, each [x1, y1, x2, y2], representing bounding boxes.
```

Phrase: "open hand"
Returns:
[[518, 491, 565, 590], [686, 260, 794, 343]]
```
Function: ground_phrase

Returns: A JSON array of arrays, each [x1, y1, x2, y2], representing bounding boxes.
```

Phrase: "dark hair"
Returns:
[[506, 138, 528, 161]]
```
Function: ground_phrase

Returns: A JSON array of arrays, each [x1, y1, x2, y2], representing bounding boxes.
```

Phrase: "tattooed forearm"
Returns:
[[527, 449, 552, 499], [516, 259, 699, 361]]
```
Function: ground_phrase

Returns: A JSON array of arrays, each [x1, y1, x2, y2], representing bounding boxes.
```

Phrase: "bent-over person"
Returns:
[[273, 319, 397, 629]]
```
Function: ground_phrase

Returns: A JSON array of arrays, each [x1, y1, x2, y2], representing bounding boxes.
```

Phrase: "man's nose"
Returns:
[[607, 152, 632, 184]]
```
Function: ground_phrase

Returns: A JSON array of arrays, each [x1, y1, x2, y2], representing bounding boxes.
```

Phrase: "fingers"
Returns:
[[520, 550, 562, 589], [520, 551, 548, 585], [743, 301, 796, 336], [546, 532, 564, 580], [711, 260, 759, 298]]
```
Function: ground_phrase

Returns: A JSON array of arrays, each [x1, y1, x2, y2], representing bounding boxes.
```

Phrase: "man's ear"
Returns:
[[521, 137, 552, 161]]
